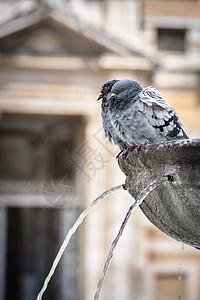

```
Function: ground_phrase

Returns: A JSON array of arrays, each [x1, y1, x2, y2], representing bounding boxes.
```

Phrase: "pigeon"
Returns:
[[97, 79, 127, 150], [98, 79, 188, 153]]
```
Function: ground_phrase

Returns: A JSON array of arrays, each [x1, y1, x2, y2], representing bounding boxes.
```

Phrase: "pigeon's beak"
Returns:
[[97, 93, 103, 101]]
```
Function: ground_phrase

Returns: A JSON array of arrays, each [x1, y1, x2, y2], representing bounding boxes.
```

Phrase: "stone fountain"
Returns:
[[118, 138, 200, 249]]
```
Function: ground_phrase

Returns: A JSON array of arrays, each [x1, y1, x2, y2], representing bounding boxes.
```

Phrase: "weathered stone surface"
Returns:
[[118, 138, 200, 249]]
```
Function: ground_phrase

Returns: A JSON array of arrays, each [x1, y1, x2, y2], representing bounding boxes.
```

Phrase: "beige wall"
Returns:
[[143, 0, 200, 17]]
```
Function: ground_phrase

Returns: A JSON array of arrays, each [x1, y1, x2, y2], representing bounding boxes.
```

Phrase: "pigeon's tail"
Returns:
[[181, 129, 189, 139], [166, 119, 189, 140]]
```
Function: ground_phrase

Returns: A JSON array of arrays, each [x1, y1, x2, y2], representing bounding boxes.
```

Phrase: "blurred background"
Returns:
[[0, 0, 200, 299]]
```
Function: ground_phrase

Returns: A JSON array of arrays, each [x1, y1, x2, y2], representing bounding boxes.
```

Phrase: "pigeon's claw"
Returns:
[[137, 141, 149, 151], [116, 145, 136, 158], [116, 149, 125, 159]]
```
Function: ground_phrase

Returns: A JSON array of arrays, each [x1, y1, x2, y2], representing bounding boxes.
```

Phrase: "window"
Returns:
[[157, 28, 186, 52]]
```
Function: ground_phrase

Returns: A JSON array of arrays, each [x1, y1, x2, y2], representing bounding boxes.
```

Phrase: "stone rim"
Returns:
[[118, 138, 200, 249]]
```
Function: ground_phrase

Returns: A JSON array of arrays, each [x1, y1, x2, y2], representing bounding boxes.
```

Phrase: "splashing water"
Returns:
[[94, 177, 169, 300], [36, 184, 124, 300], [178, 243, 185, 300]]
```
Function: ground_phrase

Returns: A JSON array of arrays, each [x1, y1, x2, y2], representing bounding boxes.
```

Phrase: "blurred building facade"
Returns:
[[0, 1, 199, 300]]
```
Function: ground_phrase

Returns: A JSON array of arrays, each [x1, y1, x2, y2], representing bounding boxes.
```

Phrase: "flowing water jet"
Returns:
[[36, 184, 124, 300], [94, 176, 169, 300]]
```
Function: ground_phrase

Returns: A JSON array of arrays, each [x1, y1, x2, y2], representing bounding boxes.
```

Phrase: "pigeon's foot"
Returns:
[[137, 141, 149, 151], [116, 149, 125, 159], [116, 145, 136, 159]]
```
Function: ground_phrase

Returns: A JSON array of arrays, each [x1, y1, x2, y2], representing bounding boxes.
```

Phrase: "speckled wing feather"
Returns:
[[138, 86, 188, 139]]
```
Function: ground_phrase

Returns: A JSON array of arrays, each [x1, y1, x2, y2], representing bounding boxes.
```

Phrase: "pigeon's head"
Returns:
[[97, 79, 118, 101], [111, 79, 142, 100]]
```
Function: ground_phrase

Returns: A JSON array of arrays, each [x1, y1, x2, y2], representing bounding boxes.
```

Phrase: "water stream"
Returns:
[[36, 175, 171, 300], [94, 177, 169, 300], [36, 184, 124, 300]]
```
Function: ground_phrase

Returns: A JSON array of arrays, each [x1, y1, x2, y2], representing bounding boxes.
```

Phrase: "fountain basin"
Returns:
[[118, 138, 200, 249]]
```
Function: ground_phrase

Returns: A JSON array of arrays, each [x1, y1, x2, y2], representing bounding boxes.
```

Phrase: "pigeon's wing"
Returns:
[[138, 87, 189, 139]]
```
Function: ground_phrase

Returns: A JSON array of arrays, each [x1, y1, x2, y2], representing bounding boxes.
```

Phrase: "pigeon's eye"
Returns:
[[104, 86, 108, 90], [120, 88, 124, 92]]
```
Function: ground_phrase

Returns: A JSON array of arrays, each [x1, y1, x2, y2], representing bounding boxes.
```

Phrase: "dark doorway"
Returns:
[[6, 207, 61, 300], [0, 113, 85, 300]]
